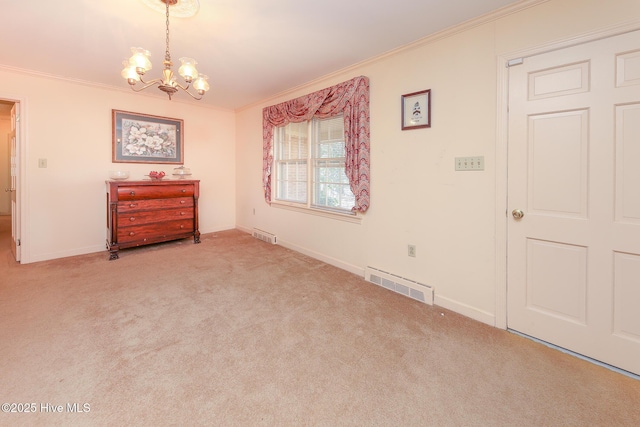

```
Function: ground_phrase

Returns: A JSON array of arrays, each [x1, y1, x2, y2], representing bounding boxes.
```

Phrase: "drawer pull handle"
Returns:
[[180, 200, 186, 204], [129, 203, 137, 208], [129, 232, 135, 236], [181, 189, 186, 193], [129, 217, 136, 221], [130, 191, 135, 196], [180, 212, 185, 215], [180, 225, 185, 229]]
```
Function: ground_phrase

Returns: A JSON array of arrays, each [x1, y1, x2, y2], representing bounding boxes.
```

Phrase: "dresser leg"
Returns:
[[194, 231, 201, 244], [106, 240, 120, 260]]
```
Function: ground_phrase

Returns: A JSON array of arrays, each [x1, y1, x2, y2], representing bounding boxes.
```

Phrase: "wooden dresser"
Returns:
[[106, 179, 200, 260]]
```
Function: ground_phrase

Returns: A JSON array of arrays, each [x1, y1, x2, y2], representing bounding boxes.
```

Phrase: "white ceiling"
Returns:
[[0, 0, 523, 110]]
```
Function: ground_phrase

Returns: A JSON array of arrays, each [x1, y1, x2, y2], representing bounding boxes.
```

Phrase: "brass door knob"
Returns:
[[512, 209, 524, 220]]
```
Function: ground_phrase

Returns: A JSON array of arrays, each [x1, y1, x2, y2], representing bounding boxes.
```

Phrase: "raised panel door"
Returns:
[[507, 30, 640, 375]]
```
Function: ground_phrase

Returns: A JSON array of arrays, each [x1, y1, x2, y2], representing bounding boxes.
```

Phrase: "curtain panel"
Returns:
[[262, 76, 370, 213]]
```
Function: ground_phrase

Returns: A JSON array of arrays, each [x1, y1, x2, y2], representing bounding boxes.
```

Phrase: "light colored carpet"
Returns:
[[1, 216, 639, 426]]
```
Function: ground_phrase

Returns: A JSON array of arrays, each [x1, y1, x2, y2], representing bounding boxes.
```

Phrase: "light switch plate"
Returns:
[[455, 156, 484, 171]]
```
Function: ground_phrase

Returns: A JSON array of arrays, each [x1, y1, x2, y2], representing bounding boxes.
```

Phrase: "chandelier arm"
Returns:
[[173, 82, 190, 91], [172, 82, 203, 100], [179, 87, 203, 101], [129, 79, 165, 92], [138, 75, 164, 85]]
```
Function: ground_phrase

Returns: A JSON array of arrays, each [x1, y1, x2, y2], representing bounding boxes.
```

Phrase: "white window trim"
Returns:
[[270, 199, 362, 224]]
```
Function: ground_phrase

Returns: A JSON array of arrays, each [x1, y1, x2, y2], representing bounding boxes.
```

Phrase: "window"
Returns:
[[262, 76, 370, 213], [274, 114, 355, 213]]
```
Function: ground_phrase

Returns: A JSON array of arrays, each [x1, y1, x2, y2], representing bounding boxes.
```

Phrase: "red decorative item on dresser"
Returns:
[[106, 179, 200, 260]]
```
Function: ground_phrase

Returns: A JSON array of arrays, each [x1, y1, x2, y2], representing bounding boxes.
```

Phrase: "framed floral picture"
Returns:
[[401, 89, 431, 130], [112, 110, 184, 164]]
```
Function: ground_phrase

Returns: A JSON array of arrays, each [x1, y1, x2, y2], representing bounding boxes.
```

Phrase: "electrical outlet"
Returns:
[[408, 244, 416, 257], [455, 156, 484, 171]]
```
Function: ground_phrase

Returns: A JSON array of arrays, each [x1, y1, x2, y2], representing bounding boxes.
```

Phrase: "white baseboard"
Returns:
[[28, 244, 106, 263], [275, 239, 364, 277], [239, 227, 363, 276], [236, 225, 252, 235], [434, 294, 496, 326], [200, 225, 237, 234]]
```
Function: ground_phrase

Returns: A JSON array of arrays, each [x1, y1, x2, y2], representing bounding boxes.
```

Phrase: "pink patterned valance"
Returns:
[[262, 76, 370, 213]]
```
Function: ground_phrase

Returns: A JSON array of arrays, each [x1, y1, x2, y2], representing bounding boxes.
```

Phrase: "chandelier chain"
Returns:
[[165, 1, 171, 63]]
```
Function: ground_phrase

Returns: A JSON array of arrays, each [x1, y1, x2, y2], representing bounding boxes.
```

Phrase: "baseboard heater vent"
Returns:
[[252, 228, 277, 245], [365, 266, 433, 305]]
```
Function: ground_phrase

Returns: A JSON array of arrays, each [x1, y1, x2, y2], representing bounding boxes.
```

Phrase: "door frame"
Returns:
[[1, 93, 27, 263], [495, 20, 640, 330]]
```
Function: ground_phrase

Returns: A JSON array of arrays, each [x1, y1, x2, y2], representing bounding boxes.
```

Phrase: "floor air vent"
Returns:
[[365, 267, 433, 305], [252, 228, 277, 244]]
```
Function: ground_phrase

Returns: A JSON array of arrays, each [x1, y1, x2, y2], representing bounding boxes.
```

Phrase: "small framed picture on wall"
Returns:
[[401, 89, 431, 130]]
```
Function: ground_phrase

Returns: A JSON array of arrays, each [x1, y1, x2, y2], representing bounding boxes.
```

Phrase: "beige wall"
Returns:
[[235, 0, 640, 325], [0, 72, 236, 263]]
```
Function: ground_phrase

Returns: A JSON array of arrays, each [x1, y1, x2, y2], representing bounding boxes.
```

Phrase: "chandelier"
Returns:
[[120, 0, 210, 100]]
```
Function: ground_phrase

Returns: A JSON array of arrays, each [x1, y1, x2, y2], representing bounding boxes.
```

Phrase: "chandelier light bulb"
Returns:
[[121, 61, 141, 83], [178, 57, 199, 83], [193, 75, 210, 94], [128, 47, 153, 74]]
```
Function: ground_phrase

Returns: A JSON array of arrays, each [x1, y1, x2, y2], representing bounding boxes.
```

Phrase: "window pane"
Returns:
[[277, 180, 307, 202], [277, 122, 308, 160], [316, 141, 345, 159], [276, 160, 307, 202], [318, 116, 344, 141], [311, 116, 355, 211], [313, 182, 355, 210], [315, 159, 349, 183], [315, 116, 345, 159], [275, 122, 308, 203]]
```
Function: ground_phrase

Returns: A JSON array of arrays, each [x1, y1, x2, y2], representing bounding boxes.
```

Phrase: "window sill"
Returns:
[[271, 201, 362, 224]]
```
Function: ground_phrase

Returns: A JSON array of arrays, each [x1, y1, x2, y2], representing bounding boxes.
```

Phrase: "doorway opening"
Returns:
[[0, 99, 19, 262]]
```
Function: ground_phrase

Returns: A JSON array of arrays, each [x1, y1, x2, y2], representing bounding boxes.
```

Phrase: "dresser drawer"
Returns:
[[117, 184, 195, 200], [118, 207, 194, 227], [117, 219, 195, 243], [118, 197, 193, 212]]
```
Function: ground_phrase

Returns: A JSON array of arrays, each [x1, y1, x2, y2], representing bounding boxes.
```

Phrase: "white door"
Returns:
[[9, 103, 20, 262], [507, 30, 640, 376]]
